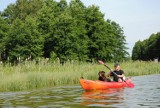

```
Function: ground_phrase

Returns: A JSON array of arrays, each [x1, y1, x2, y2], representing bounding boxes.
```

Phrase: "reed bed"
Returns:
[[0, 59, 159, 91]]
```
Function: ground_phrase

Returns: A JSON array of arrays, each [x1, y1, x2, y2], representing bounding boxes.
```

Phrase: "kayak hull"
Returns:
[[80, 79, 134, 91]]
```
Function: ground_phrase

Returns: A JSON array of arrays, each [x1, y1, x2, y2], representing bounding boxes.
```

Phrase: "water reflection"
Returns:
[[81, 88, 124, 107], [0, 86, 84, 108]]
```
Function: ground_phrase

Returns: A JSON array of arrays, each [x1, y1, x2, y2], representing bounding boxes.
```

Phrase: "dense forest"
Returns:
[[0, 0, 129, 64], [132, 32, 160, 61]]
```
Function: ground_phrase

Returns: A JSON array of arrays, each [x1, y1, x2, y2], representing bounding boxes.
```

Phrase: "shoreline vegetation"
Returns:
[[0, 59, 160, 92]]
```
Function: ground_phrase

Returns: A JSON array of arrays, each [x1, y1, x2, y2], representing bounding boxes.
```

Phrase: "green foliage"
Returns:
[[84, 5, 128, 62], [2, 0, 43, 22], [0, 15, 9, 59], [132, 41, 142, 60], [50, 51, 57, 62], [5, 17, 44, 62], [132, 32, 160, 61], [85, 5, 106, 61], [1, 0, 129, 63], [106, 20, 129, 61]]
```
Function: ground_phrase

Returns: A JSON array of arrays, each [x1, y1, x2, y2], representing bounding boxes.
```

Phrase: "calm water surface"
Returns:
[[0, 74, 160, 108]]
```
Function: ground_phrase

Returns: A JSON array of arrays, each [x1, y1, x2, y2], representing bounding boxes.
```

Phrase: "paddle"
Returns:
[[98, 60, 134, 88]]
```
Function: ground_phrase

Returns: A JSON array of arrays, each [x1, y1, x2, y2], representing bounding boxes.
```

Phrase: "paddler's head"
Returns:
[[114, 63, 120, 71]]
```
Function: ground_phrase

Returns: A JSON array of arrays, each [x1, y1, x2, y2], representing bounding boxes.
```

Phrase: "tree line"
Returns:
[[132, 32, 160, 61], [0, 0, 128, 64]]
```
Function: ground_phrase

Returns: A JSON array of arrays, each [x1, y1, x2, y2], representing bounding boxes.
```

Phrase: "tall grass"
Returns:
[[0, 59, 159, 91], [122, 61, 160, 76]]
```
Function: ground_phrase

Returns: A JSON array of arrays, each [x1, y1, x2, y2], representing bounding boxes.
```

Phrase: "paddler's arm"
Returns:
[[117, 74, 124, 78]]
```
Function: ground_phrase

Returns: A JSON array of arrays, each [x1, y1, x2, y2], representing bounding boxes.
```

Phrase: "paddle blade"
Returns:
[[125, 82, 135, 88], [98, 60, 105, 65], [128, 83, 135, 88]]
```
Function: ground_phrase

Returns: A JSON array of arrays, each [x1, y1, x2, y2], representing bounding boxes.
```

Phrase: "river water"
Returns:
[[0, 74, 160, 108]]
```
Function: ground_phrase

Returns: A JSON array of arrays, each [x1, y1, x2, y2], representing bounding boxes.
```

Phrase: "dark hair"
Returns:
[[114, 63, 119, 67]]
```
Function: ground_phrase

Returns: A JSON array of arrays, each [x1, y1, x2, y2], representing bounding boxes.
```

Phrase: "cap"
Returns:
[[114, 63, 119, 67]]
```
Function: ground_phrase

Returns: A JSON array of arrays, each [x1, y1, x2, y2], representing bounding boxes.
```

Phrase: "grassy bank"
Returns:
[[0, 60, 160, 91]]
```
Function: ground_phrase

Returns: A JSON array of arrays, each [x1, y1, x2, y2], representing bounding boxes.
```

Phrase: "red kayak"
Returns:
[[80, 79, 135, 91]]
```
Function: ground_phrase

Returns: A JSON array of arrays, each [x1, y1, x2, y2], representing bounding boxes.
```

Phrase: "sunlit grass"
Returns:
[[122, 61, 160, 76], [0, 59, 159, 91]]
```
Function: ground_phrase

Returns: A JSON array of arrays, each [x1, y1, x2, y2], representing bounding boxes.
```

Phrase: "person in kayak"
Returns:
[[98, 71, 111, 82], [107, 63, 125, 82]]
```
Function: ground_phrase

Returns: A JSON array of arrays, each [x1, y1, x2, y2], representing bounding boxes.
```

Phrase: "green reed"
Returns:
[[121, 61, 160, 76], [0, 59, 159, 91]]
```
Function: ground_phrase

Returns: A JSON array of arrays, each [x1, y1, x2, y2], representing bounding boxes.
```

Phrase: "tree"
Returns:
[[47, 1, 89, 62], [5, 17, 44, 63], [2, 0, 43, 22], [37, 0, 60, 58], [132, 40, 142, 60], [1, 0, 129, 63], [132, 32, 160, 61], [68, 0, 89, 61], [106, 20, 129, 62], [85, 5, 128, 62], [0, 15, 9, 61], [85, 5, 108, 61], [155, 33, 160, 59]]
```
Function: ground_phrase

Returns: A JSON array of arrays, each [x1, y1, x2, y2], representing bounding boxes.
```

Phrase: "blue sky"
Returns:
[[1, 0, 160, 55]]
